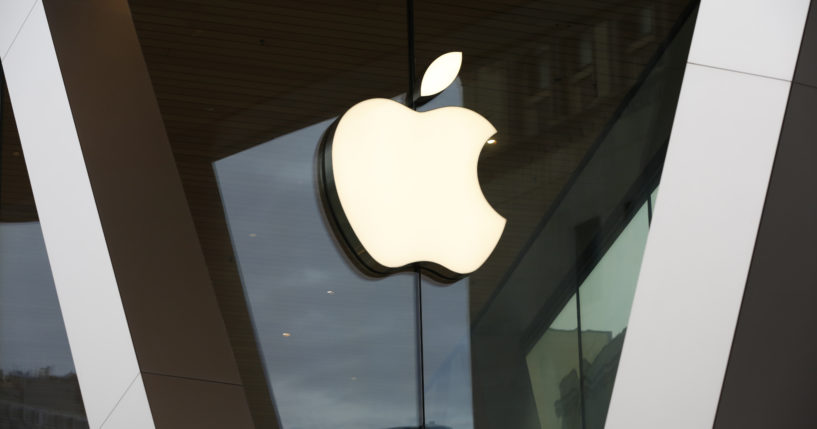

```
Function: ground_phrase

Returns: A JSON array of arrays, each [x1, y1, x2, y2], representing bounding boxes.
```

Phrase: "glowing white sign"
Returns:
[[319, 52, 505, 280]]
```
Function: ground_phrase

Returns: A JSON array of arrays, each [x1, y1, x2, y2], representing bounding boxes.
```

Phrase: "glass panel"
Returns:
[[578, 203, 650, 429], [413, 2, 698, 428], [526, 200, 651, 429], [129, 2, 420, 427], [214, 119, 419, 429], [421, 279, 474, 429], [128, 1, 699, 427], [1, 78, 88, 427], [526, 295, 582, 429]]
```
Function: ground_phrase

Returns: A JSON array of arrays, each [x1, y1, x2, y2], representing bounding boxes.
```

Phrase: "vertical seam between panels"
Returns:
[[406, 2, 425, 427]]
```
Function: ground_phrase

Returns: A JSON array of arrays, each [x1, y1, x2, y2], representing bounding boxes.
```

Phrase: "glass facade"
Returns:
[[127, 0, 697, 427], [214, 120, 420, 428], [0, 0, 698, 427], [411, 2, 698, 427], [0, 75, 88, 428]]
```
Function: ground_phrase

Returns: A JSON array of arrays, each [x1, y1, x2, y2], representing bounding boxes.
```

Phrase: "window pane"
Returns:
[[578, 203, 650, 429], [526, 294, 583, 429], [130, 2, 420, 427], [413, 2, 697, 428], [127, 1, 699, 427], [214, 120, 419, 428]]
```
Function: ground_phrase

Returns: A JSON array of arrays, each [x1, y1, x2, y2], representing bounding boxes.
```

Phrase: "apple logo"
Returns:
[[318, 52, 506, 281]]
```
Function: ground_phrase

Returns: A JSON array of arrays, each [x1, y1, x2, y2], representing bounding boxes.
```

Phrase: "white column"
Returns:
[[606, 1, 811, 428], [0, 1, 151, 428], [3, 0, 257, 427]]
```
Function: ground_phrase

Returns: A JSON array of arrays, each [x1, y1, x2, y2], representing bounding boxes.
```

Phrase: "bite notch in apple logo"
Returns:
[[318, 52, 506, 282]]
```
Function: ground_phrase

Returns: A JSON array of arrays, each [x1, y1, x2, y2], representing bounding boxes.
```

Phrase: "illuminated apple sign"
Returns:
[[318, 52, 506, 281]]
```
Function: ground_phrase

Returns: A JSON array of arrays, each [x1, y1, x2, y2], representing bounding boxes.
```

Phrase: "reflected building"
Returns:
[[0, 370, 87, 429]]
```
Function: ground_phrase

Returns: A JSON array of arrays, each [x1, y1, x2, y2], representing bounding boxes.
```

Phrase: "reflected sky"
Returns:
[[216, 119, 418, 429], [215, 82, 475, 428], [0, 221, 76, 376], [0, 220, 88, 427], [422, 281, 473, 429]]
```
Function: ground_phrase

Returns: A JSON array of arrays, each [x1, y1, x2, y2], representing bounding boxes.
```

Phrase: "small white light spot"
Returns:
[[327, 290, 335, 295], [282, 332, 291, 337], [486, 139, 496, 144]]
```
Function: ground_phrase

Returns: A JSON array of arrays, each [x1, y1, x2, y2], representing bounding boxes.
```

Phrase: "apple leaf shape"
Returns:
[[420, 52, 462, 97]]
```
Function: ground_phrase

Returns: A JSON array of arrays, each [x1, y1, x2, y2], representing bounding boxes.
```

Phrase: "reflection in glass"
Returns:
[[421, 279, 474, 429], [577, 203, 650, 429], [127, 0, 699, 426], [0, 223, 89, 428], [413, 2, 698, 428], [526, 296, 582, 429], [526, 201, 651, 429], [215, 120, 419, 429]]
